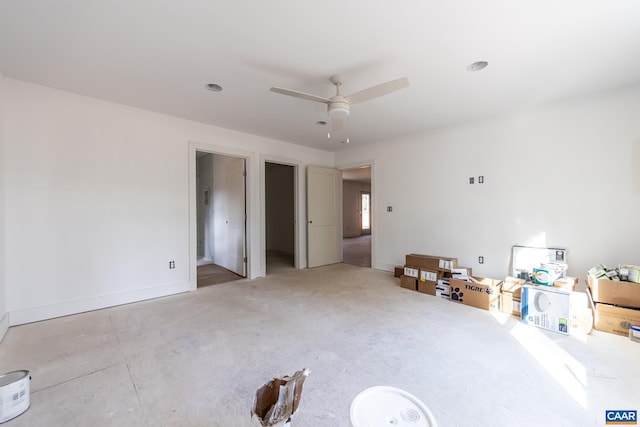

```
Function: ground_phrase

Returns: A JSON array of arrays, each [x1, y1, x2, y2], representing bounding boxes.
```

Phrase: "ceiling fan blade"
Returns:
[[270, 87, 331, 104], [345, 77, 410, 105], [330, 116, 346, 132]]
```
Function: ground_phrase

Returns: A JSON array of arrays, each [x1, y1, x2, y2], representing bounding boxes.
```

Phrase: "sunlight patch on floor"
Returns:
[[510, 322, 587, 408]]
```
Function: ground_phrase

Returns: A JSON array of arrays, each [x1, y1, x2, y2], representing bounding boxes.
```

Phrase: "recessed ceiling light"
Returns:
[[205, 83, 223, 92], [316, 120, 327, 126], [467, 61, 488, 72]]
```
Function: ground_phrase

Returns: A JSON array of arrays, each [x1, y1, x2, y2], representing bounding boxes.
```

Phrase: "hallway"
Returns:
[[342, 235, 371, 268]]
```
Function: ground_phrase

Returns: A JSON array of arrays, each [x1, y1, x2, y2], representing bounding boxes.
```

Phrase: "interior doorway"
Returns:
[[265, 162, 296, 275], [196, 151, 246, 287], [342, 166, 372, 267]]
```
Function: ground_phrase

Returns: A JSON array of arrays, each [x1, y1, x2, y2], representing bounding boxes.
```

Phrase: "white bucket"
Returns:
[[350, 386, 437, 427], [0, 370, 31, 424]]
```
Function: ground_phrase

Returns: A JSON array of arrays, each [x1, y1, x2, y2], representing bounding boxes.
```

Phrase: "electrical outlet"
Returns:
[[387, 206, 393, 212], [469, 177, 474, 184], [478, 256, 484, 264], [478, 176, 484, 184], [169, 261, 175, 269]]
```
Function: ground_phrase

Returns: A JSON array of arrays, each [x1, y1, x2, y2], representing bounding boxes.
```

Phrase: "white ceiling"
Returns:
[[1, 1, 639, 152]]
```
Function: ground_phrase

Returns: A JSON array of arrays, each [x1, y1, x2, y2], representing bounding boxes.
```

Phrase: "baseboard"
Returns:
[[9, 281, 192, 326], [374, 261, 396, 272], [197, 257, 214, 266], [266, 249, 294, 256], [0, 312, 8, 343]]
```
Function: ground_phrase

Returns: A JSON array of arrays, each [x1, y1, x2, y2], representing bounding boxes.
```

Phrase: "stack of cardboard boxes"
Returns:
[[587, 265, 640, 337], [398, 253, 503, 312], [396, 252, 639, 339], [499, 276, 578, 318]]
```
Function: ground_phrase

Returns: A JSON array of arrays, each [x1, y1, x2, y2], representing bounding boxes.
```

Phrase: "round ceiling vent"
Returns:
[[467, 61, 488, 72], [205, 83, 223, 92]]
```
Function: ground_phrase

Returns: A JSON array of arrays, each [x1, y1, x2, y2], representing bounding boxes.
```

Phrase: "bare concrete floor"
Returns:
[[0, 264, 638, 426]]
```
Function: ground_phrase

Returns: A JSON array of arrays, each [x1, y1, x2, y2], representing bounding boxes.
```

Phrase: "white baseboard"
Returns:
[[197, 257, 214, 266], [9, 281, 193, 326], [0, 312, 8, 343], [374, 261, 396, 272]]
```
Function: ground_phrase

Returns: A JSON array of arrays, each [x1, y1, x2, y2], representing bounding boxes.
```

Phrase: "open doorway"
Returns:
[[342, 166, 372, 267], [265, 162, 296, 275], [196, 151, 246, 287]]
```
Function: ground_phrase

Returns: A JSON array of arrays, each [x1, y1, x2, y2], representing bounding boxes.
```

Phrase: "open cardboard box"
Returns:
[[587, 275, 640, 308], [450, 276, 502, 311], [252, 369, 309, 427], [586, 288, 640, 337]]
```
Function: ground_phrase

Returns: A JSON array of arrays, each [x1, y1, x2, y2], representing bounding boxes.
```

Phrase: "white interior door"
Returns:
[[307, 166, 341, 268], [226, 157, 247, 276]]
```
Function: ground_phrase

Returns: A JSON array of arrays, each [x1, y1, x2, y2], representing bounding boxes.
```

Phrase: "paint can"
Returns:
[[0, 370, 31, 424], [350, 386, 437, 427]]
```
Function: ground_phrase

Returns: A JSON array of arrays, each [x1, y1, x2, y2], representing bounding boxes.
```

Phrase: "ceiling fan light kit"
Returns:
[[328, 101, 349, 119]]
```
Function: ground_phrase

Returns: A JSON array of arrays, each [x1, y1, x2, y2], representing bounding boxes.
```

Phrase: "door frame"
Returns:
[[188, 141, 256, 290], [337, 160, 375, 268], [260, 155, 301, 273]]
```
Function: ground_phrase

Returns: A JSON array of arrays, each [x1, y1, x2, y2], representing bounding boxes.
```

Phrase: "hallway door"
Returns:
[[307, 166, 341, 267], [225, 157, 246, 276]]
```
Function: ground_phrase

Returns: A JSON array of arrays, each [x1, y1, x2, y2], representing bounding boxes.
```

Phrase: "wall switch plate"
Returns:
[[387, 206, 393, 212], [478, 256, 484, 264], [169, 261, 175, 269]]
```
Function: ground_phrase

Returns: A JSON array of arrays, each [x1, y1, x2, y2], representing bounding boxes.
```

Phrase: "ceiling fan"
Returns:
[[270, 75, 410, 132]]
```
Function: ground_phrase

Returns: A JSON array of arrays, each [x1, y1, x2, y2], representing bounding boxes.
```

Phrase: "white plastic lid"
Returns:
[[350, 386, 437, 427]]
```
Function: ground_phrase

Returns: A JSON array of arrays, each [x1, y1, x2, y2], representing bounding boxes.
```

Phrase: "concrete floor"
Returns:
[[0, 263, 638, 427]]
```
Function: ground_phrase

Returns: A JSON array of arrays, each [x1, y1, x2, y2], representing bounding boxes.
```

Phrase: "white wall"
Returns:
[[3, 78, 333, 325], [343, 180, 371, 237], [0, 72, 8, 341], [336, 84, 640, 280]]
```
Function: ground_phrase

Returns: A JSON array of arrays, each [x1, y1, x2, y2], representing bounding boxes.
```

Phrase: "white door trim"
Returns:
[[188, 141, 257, 290], [260, 155, 303, 273], [336, 160, 376, 269]]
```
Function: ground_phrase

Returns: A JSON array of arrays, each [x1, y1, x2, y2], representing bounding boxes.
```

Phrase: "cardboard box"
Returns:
[[405, 254, 458, 272], [587, 275, 640, 308], [252, 368, 309, 427], [435, 281, 450, 299], [501, 291, 522, 317], [501, 278, 524, 317], [419, 268, 444, 282], [521, 285, 571, 335], [554, 277, 578, 292], [450, 277, 502, 311], [403, 266, 419, 279], [400, 275, 417, 291], [451, 267, 472, 281], [417, 281, 436, 295], [394, 266, 404, 278], [587, 288, 640, 337]]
